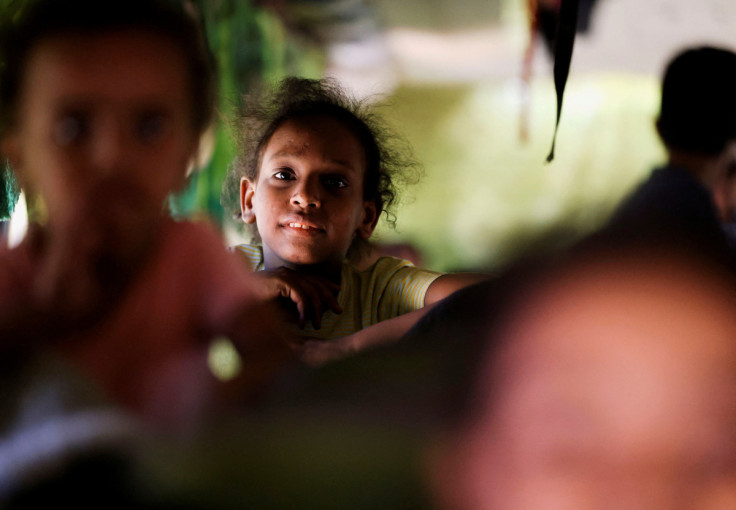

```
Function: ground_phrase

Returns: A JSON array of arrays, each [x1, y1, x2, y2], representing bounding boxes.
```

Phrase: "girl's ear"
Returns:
[[357, 200, 380, 239], [240, 177, 257, 224]]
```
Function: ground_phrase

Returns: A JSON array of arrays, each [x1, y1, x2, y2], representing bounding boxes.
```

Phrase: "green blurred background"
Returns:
[[3, 1, 734, 507], [178, 0, 666, 272], [0, 0, 684, 271]]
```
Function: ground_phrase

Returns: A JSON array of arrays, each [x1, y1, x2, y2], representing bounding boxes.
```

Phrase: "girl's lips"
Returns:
[[282, 221, 324, 233]]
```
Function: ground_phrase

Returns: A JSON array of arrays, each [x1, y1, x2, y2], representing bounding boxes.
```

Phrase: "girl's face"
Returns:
[[1, 29, 198, 230], [241, 115, 379, 270]]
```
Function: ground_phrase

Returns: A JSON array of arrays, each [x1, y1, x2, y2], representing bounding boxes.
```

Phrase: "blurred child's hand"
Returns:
[[293, 334, 357, 367], [254, 267, 342, 329], [32, 220, 109, 323]]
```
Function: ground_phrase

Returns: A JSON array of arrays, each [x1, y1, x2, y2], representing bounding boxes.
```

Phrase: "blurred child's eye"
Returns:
[[137, 112, 169, 144], [53, 114, 87, 146]]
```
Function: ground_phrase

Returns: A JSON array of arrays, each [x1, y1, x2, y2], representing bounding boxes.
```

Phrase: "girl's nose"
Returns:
[[291, 181, 321, 208]]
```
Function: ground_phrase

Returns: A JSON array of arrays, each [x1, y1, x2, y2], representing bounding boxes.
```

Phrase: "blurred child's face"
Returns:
[[241, 115, 378, 270], [1, 30, 198, 230], [433, 256, 736, 510]]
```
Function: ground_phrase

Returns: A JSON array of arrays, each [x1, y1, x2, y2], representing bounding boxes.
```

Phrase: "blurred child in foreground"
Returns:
[[0, 0, 288, 435]]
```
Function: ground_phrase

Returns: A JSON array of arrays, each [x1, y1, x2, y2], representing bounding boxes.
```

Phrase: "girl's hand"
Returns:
[[254, 267, 342, 329]]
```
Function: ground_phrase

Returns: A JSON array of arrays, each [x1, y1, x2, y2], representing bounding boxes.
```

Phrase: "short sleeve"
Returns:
[[360, 257, 442, 323]]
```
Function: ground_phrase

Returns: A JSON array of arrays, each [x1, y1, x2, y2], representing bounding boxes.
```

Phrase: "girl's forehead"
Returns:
[[277, 115, 355, 139], [266, 116, 366, 159], [259, 116, 367, 180]]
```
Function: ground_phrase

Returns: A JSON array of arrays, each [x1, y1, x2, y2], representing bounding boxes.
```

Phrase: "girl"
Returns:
[[226, 78, 485, 359], [0, 0, 286, 425]]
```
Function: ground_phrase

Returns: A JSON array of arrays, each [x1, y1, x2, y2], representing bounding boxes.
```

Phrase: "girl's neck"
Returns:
[[263, 254, 342, 284]]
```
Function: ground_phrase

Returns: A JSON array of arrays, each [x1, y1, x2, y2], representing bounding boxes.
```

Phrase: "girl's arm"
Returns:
[[424, 273, 490, 305], [297, 272, 490, 365], [297, 304, 436, 366]]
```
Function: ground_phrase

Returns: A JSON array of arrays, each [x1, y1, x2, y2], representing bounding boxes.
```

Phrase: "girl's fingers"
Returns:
[[267, 268, 342, 329], [311, 279, 342, 315], [300, 276, 344, 327], [294, 297, 308, 329], [304, 285, 324, 329], [289, 283, 321, 329]]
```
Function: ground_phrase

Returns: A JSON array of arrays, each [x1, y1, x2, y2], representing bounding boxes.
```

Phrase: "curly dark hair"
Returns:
[[223, 77, 421, 251]]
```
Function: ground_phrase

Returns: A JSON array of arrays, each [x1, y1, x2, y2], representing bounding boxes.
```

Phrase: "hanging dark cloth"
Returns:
[[546, 0, 580, 162], [537, 0, 598, 56]]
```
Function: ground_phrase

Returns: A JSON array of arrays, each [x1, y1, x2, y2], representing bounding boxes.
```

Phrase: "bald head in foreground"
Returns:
[[431, 244, 736, 510]]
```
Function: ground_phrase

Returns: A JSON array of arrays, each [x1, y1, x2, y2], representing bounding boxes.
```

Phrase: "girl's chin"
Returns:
[[278, 253, 341, 269]]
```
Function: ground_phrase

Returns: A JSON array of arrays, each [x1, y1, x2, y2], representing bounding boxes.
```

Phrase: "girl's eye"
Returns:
[[273, 170, 295, 181], [324, 175, 348, 189], [53, 113, 88, 146], [137, 112, 169, 144]]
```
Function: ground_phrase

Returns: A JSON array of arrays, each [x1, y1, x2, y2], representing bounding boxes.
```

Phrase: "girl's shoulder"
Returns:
[[357, 255, 415, 273], [350, 255, 441, 286], [345, 256, 443, 320]]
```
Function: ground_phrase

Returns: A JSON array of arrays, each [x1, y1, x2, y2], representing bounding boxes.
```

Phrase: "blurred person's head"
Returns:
[[0, 0, 222, 430], [0, 0, 216, 231], [431, 241, 736, 510], [713, 154, 736, 223], [657, 46, 736, 157]]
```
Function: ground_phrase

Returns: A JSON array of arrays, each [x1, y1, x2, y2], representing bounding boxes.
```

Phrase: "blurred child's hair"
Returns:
[[223, 77, 420, 251], [0, 0, 216, 138]]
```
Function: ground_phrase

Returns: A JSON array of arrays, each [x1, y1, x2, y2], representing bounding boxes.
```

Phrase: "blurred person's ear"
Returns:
[[1, 134, 21, 171], [711, 141, 736, 221], [0, 134, 29, 193]]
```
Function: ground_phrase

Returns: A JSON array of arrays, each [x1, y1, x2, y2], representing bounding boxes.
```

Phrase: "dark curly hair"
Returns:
[[223, 77, 420, 254], [0, 0, 216, 138]]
